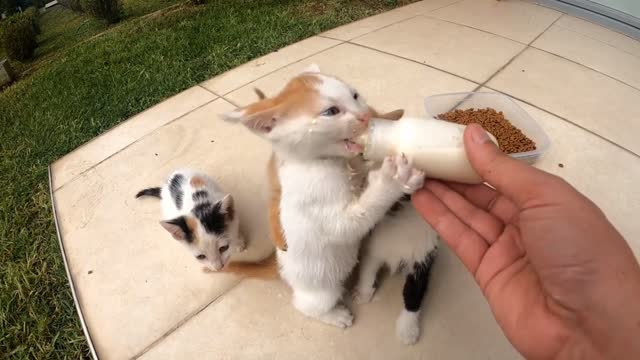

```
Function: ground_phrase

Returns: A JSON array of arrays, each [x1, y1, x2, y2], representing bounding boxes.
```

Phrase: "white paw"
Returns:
[[393, 154, 425, 194], [236, 241, 247, 253], [353, 287, 375, 305], [379, 155, 398, 179], [396, 310, 420, 345], [235, 235, 247, 253], [376, 154, 424, 194], [322, 305, 354, 328]]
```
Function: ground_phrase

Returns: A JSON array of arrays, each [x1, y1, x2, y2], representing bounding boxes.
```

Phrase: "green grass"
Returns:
[[3, 0, 180, 76], [34, 7, 106, 60], [122, 0, 180, 19], [0, 0, 414, 358], [3, 6, 107, 76]]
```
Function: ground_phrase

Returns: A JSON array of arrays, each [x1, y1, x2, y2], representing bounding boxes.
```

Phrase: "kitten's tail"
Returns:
[[221, 252, 279, 280], [135, 187, 162, 199]]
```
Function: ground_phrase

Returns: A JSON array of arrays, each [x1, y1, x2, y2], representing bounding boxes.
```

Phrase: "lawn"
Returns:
[[1, 7, 107, 76], [0, 0, 415, 358], [122, 0, 180, 19], [4, 0, 181, 77]]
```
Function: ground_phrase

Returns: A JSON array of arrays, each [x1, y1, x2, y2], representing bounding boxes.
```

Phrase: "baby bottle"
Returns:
[[353, 117, 497, 184]]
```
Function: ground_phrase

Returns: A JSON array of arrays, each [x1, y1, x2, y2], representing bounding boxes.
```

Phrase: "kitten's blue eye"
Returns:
[[321, 106, 340, 116], [196, 254, 206, 260], [219, 245, 229, 253]]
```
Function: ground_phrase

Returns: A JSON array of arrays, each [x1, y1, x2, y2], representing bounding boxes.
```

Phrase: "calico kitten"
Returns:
[[136, 169, 245, 271], [355, 189, 438, 345], [223, 64, 425, 328]]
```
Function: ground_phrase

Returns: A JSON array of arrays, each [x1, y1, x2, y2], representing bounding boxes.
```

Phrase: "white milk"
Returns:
[[354, 117, 496, 184]]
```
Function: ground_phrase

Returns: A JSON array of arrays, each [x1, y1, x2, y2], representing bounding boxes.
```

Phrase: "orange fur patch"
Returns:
[[267, 153, 288, 251], [190, 176, 206, 188], [185, 216, 200, 244], [220, 252, 279, 279], [243, 74, 322, 119]]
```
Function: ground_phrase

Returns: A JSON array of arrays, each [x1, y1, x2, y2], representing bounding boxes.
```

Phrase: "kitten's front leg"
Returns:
[[353, 154, 424, 221], [354, 255, 383, 304], [329, 154, 424, 244]]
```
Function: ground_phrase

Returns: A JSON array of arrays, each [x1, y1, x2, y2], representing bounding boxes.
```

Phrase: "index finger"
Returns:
[[412, 188, 488, 274], [446, 182, 519, 224]]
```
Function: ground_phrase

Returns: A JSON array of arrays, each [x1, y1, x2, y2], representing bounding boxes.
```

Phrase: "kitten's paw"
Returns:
[[391, 154, 424, 194], [236, 241, 247, 253], [368, 156, 395, 185], [396, 310, 420, 345], [379, 155, 398, 179], [320, 305, 354, 328], [353, 287, 375, 305], [234, 235, 247, 253]]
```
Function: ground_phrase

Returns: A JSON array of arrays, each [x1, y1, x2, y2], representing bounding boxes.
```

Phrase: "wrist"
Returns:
[[580, 275, 640, 359]]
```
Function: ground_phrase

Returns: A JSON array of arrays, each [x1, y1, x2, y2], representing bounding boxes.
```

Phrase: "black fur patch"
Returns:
[[387, 194, 411, 216], [168, 216, 193, 243], [193, 201, 226, 235], [192, 190, 208, 203], [136, 187, 161, 199], [402, 247, 437, 312], [169, 174, 185, 209]]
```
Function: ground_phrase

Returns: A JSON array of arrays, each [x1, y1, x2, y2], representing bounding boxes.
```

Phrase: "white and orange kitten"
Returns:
[[223, 64, 425, 327], [251, 76, 439, 344]]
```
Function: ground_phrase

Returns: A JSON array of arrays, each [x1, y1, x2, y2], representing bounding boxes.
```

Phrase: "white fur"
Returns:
[[278, 155, 424, 327], [160, 169, 222, 219], [363, 206, 438, 275], [396, 309, 421, 345]]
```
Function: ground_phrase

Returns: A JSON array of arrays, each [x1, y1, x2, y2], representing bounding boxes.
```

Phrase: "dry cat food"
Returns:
[[437, 108, 536, 154]]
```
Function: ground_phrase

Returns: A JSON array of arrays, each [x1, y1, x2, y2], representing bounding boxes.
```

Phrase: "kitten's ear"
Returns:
[[160, 217, 192, 242], [378, 109, 404, 121], [221, 102, 280, 134], [302, 63, 320, 73], [220, 194, 235, 221]]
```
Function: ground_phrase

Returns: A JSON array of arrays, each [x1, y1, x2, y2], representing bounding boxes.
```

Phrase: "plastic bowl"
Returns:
[[424, 92, 550, 163]]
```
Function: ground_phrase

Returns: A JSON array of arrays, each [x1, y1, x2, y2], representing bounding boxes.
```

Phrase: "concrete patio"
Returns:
[[50, 0, 640, 359]]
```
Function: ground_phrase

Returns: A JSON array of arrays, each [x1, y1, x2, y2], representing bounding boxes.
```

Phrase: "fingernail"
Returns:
[[469, 124, 490, 144]]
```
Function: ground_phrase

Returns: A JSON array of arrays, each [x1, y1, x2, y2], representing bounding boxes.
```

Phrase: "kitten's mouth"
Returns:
[[344, 139, 364, 154]]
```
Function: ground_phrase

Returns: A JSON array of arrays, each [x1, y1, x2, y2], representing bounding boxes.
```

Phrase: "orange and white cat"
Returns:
[[223, 64, 425, 328]]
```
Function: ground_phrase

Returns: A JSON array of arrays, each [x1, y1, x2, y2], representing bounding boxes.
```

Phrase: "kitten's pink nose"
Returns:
[[358, 112, 371, 125]]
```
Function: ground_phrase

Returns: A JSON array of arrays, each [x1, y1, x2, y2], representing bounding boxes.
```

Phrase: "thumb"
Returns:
[[464, 123, 554, 207]]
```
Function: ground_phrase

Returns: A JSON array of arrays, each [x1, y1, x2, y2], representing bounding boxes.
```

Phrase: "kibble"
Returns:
[[437, 108, 536, 154]]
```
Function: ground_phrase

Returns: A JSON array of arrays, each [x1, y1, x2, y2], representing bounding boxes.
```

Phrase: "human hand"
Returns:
[[412, 124, 640, 359]]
